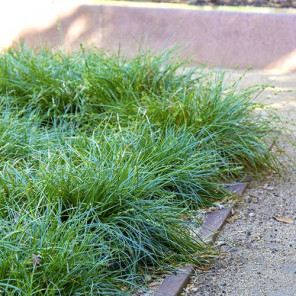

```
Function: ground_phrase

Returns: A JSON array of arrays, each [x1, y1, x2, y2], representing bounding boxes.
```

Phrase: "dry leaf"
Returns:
[[149, 281, 160, 287], [272, 216, 294, 224]]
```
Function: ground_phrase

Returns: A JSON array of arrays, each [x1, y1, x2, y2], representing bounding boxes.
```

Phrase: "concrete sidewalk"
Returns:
[[1, 1, 296, 72]]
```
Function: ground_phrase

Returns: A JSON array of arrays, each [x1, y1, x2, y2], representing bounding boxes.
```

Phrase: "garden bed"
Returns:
[[0, 46, 280, 295], [126, 0, 296, 9]]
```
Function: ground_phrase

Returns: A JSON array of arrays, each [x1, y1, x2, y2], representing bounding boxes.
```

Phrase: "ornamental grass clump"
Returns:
[[0, 45, 280, 295]]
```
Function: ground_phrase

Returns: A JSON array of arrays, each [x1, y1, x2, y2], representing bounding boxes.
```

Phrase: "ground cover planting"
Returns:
[[0, 45, 280, 295]]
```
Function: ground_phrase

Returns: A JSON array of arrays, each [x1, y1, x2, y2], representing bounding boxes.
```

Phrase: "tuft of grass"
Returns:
[[0, 45, 281, 295]]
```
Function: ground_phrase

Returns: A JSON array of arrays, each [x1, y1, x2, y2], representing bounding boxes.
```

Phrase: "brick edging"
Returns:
[[154, 181, 249, 296]]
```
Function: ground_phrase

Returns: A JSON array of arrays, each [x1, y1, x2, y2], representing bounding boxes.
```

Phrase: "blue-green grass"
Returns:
[[0, 45, 279, 295]]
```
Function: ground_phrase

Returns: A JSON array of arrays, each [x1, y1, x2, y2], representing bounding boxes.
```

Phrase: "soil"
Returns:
[[129, 0, 296, 9], [182, 70, 296, 296]]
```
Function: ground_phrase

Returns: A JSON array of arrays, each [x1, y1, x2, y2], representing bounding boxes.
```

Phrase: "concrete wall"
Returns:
[[1, 1, 296, 72]]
